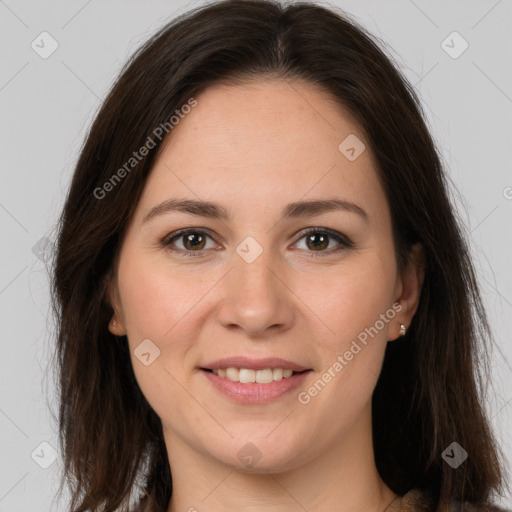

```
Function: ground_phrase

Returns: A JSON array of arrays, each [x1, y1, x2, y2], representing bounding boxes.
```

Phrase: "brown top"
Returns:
[[383, 488, 511, 512], [383, 489, 432, 511]]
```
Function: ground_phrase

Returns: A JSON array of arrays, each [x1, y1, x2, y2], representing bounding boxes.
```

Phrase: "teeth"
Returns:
[[272, 368, 284, 381], [226, 367, 239, 381], [211, 367, 295, 383]]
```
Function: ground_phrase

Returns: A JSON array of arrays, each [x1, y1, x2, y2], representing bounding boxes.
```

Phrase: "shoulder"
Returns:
[[388, 488, 511, 512]]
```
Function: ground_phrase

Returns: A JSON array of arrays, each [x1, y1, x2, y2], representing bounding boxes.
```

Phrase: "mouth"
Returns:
[[198, 356, 313, 403], [199, 366, 313, 404]]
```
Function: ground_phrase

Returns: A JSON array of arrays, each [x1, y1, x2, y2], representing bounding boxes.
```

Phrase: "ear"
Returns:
[[105, 273, 127, 336], [391, 242, 425, 340]]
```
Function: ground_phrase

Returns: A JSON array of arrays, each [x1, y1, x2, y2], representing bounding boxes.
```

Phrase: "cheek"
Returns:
[[297, 253, 396, 407], [117, 249, 203, 341], [117, 253, 202, 415], [115, 250, 194, 390], [308, 254, 396, 347]]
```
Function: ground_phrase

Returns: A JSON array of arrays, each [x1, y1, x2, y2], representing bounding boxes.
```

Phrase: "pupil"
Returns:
[[185, 233, 204, 249], [308, 233, 328, 250]]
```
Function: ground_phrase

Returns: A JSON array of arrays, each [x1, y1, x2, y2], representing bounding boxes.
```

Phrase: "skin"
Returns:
[[108, 78, 424, 512]]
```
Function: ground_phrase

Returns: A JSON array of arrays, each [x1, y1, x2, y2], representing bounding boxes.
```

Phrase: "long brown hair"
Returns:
[[50, 0, 509, 510]]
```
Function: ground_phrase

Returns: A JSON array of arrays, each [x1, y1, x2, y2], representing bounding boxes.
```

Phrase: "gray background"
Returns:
[[1, 0, 511, 510]]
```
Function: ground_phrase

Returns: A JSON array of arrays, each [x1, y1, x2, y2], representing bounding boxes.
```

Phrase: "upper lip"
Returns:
[[201, 356, 311, 372]]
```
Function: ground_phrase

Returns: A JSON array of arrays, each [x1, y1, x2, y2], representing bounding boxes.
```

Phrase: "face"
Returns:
[[108, 79, 422, 474]]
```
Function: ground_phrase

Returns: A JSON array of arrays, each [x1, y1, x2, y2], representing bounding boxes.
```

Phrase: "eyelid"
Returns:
[[160, 226, 353, 257]]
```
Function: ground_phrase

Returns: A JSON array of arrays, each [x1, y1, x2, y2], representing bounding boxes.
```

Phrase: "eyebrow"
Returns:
[[142, 198, 369, 224]]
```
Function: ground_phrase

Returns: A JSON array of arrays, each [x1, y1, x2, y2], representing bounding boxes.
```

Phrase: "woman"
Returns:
[[51, 0, 510, 511]]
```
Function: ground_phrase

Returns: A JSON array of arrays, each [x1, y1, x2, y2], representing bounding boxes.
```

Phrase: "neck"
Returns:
[[164, 404, 397, 512]]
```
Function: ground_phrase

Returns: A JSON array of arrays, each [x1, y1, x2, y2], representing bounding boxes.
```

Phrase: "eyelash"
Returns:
[[160, 227, 353, 259]]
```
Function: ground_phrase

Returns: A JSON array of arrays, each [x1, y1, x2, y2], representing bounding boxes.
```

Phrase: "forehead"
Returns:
[[136, 79, 389, 226]]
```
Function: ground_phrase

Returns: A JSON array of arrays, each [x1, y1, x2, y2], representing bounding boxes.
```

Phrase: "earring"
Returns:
[[112, 319, 117, 326], [399, 323, 407, 336]]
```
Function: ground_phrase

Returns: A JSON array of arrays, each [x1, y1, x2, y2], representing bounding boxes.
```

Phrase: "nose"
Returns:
[[215, 246, 295, 338]]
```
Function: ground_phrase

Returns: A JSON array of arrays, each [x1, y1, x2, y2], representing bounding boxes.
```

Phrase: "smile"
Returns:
[[200, 368, 312, 403]]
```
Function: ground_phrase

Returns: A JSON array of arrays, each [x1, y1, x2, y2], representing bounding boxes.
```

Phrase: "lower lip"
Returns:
[[200, 369, 312, 404]]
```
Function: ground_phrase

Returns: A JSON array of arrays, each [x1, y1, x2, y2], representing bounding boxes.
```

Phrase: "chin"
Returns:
[[208, 435, 308, 474]]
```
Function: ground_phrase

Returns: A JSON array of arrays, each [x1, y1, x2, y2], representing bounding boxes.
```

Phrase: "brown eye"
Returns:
[[163, 229, 217, 257], [294, 228, 352, 256], [305, 232, 329, 251], [162, 227, 352, 259], [181, 232, 207, 250]]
